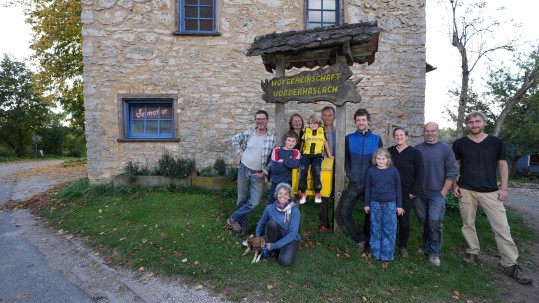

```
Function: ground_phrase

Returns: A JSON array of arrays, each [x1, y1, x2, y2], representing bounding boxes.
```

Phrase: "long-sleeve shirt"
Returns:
[[364, 166, 402, 208], [388, 145, 423, 195], [232, 126, 276, 172], [414, 141, 458, 194], [255, 204, 301, 249], [270, 147, 301, 184]]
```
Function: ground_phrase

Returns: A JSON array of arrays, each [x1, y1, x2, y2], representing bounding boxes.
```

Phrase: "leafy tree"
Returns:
[[448, 0, 518, 138], [0, 55, 49, 156], [19, 0, 84, 131]]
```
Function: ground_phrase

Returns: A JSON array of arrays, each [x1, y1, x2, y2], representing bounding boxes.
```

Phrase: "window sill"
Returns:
[[117, 138, 180, 143], [172, 31, 221, 36]]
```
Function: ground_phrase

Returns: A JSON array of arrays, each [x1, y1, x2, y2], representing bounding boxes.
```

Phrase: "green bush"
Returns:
[[0, 145, 16, 157], [154, 151, 195, 178], [198, 166, 215, 177], [213, 157, 227, 176]]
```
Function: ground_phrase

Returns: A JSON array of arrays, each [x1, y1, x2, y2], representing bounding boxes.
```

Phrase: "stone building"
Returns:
[[82, 0, 426, 183]]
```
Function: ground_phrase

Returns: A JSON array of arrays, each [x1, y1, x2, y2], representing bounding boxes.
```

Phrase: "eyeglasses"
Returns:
[[255, 118, 267, 121]]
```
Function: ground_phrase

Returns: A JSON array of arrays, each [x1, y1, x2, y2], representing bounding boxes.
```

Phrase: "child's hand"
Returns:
[[397, 207, 405, 216], [328, 155, 334, 159], [278, 159, 284, 163], [364, 206, 370, 214]]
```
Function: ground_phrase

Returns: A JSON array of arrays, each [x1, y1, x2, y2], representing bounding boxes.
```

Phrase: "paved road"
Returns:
[[0, 160, 94, 302], [0, 160, 229, 303]]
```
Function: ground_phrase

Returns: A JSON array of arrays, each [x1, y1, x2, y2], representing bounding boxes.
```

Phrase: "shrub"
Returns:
[[198, 166, 215, 177], [213, 157, 227, 176]]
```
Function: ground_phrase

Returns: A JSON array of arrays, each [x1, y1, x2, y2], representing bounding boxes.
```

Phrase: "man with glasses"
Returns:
[[452, 111, 533, 284], [227, 110, 276, 236], [414, 122, 458, 266]]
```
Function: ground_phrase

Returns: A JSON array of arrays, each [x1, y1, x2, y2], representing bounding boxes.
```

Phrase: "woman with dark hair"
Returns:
[[255, 182, 301, 266], [288, 113, 304, 151], [387, 127, 423, 258]]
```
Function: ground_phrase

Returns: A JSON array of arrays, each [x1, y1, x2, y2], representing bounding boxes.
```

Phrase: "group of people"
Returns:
[[225, 108, 533, 285]]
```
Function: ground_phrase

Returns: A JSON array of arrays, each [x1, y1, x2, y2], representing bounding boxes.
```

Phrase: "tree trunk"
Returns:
[[455, 43, 469, 139], [493, 67, 539, 136]]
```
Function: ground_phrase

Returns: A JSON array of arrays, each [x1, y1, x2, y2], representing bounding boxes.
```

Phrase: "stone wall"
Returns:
[[82, 0, 426, 183]]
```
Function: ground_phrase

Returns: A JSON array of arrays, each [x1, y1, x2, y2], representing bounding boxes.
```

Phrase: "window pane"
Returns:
[[185, 19, 198, 30], [146, 121, 159, 134], [200, 19, 213, 31], [146, 107, 159, 118], [323, 11, 336, 23], [185, 6, 198, 18], [185, 0, 198, 4], [160, 106, 172, 119], [309, 11, 321, 23], [132, 121, 145, 135], [323, 0, 336, 10], [132, 107, 145, 119], [160, 120, 173, 134], [200, 6, 213, 18], [309, 0, 322, 10], [200, 0, 213, 5]]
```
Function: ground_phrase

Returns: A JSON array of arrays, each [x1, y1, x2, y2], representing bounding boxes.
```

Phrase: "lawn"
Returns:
[[37, 179, 535, 303]]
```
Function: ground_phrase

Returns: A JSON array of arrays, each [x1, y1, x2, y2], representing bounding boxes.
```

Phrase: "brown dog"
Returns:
[[242, 235, 267, 263]]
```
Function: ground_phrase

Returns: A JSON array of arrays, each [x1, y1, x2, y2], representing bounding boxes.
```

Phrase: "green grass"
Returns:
[[37, 179, 536, 303]]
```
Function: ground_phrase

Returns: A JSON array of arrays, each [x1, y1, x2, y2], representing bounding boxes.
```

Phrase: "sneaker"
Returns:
[[299, 193, 307, 204], [399, 247, 409, 258], [314, 193, 322, 203], [428, 255, 441, 267], [417, 247, 426, 256], [226, 217, 241, 232], [502, 265, 534, 285], [462, 253, 480, 265], [319, 226, 328, 232], [355, 241, 366, 252]]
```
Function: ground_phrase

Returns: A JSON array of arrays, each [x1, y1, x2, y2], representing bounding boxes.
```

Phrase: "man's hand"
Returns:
[[498, 188, 508, 201], [452, 184, 462, 198]]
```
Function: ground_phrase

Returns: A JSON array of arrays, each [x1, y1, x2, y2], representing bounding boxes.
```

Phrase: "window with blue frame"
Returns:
[[306, 0, 340, 29], [179, 0, 217, 34], [125, 100, 174, 139]]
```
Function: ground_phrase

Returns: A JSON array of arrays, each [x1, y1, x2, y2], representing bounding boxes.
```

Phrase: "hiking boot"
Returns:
[[502, 265, 534, 285], [226, 217, 241, 232], [319, 226, 328, 232], [299, 193, 307, 204], [463, 253, 480, 265], [314, 193, 322, 203], [399, 247, 409, 258], [428, 255, 441, 267]]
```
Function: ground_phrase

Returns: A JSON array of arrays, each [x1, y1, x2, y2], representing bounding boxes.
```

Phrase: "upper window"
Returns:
[[125, 100, 174, 139], [530, 153, 539, 166], [179, 0, 217, 34], [306, 0, 340, 29]]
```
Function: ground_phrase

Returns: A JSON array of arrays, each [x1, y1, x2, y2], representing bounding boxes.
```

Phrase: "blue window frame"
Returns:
[[306, 0, 340, 29], [179, 0, 217, 34], [125, 100, 174, 139]]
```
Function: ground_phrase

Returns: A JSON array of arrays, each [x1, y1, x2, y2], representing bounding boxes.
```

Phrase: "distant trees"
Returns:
[[0, 55, 49, 156]]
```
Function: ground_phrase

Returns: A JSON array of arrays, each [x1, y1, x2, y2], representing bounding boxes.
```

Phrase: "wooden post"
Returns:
[[275, 54, 287, 145], [333, 104, 346, 232]]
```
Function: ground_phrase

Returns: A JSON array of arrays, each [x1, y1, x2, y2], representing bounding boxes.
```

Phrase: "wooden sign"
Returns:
[[261, 61, 361, 106]]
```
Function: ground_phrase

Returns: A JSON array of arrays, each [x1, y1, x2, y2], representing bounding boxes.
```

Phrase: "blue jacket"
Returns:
[[345, 130, 383, 187]]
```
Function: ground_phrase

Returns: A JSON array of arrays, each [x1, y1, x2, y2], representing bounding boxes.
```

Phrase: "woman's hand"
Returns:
[[265, 243, 272, 251], [397, 207, 405, 216], [364, 206, 370, 214]]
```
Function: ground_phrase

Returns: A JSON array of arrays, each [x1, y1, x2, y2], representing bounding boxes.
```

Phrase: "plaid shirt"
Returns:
[[232, 126, 276, 172]]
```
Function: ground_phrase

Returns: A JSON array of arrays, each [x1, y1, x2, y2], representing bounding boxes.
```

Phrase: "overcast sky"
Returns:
[[1, 1, 538, 128]]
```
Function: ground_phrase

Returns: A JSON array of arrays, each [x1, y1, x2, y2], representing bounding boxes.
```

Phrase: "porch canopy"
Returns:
[[246, 22, 381, 231]]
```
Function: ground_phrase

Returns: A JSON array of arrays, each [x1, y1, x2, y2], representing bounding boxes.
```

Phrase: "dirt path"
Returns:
[[492, 185, 539, 302]]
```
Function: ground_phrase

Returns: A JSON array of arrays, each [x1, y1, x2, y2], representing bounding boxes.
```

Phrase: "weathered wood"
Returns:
[[274, 54, 287, 146], [261, 60, 361, 105], [334, 103, 347, 233]]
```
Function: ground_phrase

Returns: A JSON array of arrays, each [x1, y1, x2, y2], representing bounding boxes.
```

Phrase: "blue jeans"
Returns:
[[414, 192, 446, 256], [335, 185, 370, 244], [298, 154, 323, 193], [265, 220, 299, 266], [231, 162, 265, 228], [370, 201, 397, 262]]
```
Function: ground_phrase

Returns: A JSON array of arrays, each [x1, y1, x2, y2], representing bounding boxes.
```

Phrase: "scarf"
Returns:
[[275, 201, 294, 223]]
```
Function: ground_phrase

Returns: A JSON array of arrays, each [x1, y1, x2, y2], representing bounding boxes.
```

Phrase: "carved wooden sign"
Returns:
[[261, 61, 361, 106]]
